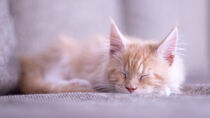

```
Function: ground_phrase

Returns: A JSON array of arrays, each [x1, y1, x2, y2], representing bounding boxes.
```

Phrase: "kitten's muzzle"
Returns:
[[126, 87, 137, 93]]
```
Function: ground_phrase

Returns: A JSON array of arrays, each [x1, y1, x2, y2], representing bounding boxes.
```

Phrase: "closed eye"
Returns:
[[121, 72, 127, 79], [139, 74, 149, 80]]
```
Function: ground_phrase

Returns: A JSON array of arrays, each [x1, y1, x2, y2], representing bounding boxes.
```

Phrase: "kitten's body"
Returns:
[[20, 21, 185, 95], [20, 36, 109, 93]]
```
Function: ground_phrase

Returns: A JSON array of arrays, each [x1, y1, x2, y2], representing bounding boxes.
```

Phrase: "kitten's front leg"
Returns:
[[62, 78, 94, 92]]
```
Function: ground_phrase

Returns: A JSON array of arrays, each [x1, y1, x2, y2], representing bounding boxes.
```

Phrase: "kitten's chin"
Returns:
[[133, 89, 172, 96], [115, 86, 172, 96], [124, 88, 172, 96]]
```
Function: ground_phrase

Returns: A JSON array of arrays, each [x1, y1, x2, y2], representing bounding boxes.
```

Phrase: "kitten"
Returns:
[[19, 20, 185, 95]]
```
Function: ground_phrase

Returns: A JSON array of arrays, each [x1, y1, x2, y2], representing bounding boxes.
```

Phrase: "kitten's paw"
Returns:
[[159, 87, 171, 96], [68, 78, 91, 87], [67, 78, 94, 92]]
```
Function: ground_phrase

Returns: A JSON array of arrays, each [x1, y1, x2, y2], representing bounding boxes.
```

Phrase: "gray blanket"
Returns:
[[0, 84, 210, 118]]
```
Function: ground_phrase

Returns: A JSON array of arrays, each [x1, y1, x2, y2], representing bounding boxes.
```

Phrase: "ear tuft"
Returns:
[[157, 26, 178, 65], [109, 19, 126, 55]]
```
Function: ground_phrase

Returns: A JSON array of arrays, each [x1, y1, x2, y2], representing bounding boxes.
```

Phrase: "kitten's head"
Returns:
[[107, 20, 181, 95]]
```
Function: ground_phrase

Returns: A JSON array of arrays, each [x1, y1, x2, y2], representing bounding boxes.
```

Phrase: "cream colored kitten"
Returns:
[[19, 20, 185, 95]]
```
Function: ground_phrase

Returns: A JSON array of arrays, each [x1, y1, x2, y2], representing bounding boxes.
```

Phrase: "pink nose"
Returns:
[[126, 87, 137, 93]]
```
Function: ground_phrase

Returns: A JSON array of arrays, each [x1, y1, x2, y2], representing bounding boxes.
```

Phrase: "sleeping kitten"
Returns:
[[20, 20, 185, 95]]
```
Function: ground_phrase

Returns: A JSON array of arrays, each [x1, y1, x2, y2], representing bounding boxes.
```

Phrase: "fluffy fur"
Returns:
[[19, 21, 185, 95]]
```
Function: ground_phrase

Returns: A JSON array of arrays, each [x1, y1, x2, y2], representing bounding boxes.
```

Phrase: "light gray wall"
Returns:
[[10, 0, 124, 54]]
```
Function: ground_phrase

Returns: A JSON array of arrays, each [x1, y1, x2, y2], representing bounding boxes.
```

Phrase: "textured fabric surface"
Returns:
[[0, 85, 210, 118], [0, 0, 19, 94], [10, 0, 124, 54]]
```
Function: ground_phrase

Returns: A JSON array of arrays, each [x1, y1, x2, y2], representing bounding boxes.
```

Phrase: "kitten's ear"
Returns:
[[157, 26, 178, 65], [110, 19, 126, 55]]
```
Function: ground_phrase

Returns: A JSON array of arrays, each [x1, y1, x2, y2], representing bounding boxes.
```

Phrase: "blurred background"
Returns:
[[10, 0, 209, 84]]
